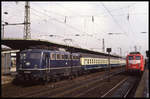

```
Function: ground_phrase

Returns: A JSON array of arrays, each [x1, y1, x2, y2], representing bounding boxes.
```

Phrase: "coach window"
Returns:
[[76, 56, 79, 60], [73, 55, 75, 59], [51, 53, 56, 60], [76, 56, 78, 59], [76, 56, 78, 60], [86, 59, 89, 64]]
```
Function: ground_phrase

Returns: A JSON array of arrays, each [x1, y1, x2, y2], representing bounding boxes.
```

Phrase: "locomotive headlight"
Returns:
[[26, 62, 30, 66]]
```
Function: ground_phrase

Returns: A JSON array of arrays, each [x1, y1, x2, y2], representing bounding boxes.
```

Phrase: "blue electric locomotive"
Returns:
[[16, 49, 81, 81]]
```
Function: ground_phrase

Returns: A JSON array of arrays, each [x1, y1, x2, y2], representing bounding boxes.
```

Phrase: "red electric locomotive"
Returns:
[[126, 52, 145, 72]]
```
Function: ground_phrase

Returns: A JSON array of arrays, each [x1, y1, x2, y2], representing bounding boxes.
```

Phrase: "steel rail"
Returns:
[[101, 77, 128, 97], [18, 69, 125, 97]]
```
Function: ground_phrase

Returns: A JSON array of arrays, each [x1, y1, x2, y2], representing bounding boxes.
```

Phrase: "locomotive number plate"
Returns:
[[24, 71, 31, 73]]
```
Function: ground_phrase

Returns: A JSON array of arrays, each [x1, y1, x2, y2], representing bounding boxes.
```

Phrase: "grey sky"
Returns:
[[1, 1, 149, 57]]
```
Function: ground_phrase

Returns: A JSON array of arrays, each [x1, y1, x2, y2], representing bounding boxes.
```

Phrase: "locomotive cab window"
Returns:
[[20, 53, 26, 59], [29, 52, 41, 59], [128, 56, 134, 60], [136, 56, 141, 60]]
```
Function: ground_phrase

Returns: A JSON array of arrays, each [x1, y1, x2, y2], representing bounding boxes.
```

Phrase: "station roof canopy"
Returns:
[[2, 38, 121, 58]]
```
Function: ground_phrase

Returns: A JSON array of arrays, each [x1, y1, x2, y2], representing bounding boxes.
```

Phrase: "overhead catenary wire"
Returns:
[[31, 7, 105, 39], [30, 8, 98, 39], [31, 6, 113, 40], [100, 3, 128, 36], [30, 7, 86, 34], [30, 8, 90, 39]]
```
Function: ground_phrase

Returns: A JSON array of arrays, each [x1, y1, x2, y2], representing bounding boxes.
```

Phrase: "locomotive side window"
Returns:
[[72, 56, 76, 59], [51, 53, 56, 60], [136, 56, 141, 60], [128, 56, 134, 60], [62, 55, 65, 60], [64, 55, 68, 59], [56, 54, 61, 60], [68, 55, 70, 60], [70, 55, 72, 59], [60, 54, 63, 60], [87, 59, 89, 64], [75, 56, 79, 60]]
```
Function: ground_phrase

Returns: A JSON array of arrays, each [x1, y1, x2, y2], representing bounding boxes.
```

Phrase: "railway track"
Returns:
[[2, 67, 130, 98], [17, 69, 125, 97], [101, 74, 141, 97]]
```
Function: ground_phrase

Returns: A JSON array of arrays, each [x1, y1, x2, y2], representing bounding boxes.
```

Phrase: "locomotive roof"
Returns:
[[129, 52, 141, 54], [21, 49, 79, 55]]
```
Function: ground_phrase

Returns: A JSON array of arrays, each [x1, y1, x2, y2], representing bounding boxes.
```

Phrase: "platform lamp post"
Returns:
[[106, 48, 111, 82]]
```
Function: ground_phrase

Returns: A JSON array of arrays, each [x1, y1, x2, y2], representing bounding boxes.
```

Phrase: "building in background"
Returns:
[[1, 49, 20, 75]]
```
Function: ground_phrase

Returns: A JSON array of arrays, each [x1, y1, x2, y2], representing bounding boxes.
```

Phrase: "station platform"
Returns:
[[1, 67, 17, 85], [134, 66, 149, 97]]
